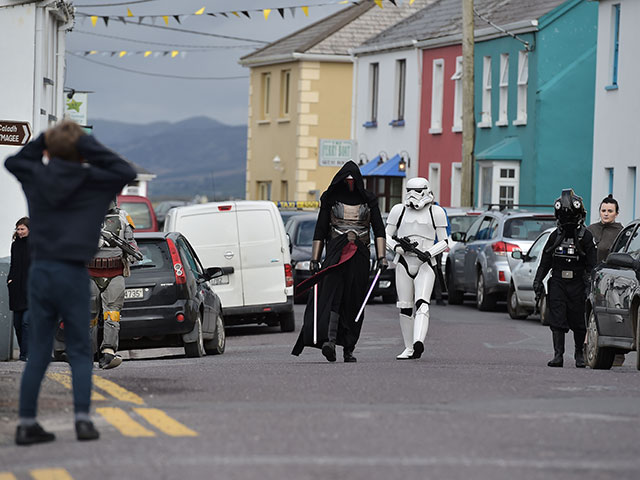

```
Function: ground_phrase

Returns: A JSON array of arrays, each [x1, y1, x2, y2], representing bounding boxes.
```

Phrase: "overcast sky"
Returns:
[[66, 0, 353, 126]]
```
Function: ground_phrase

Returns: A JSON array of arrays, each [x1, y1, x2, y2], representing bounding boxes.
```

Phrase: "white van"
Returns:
[[164, 201, 295, 331]]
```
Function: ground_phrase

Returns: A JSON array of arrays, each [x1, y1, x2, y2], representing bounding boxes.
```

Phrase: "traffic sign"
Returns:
[[0, 121, 32, 146]]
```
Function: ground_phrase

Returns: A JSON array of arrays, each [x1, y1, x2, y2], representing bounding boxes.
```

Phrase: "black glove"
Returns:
[[376, 257, 389, 271], [533, 280, 544, 296], [309, 260, 321, 275]]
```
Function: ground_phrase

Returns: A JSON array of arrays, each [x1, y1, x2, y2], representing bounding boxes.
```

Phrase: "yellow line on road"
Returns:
[[30, 469, 73, 480], [96, 407, 155, 437], [134, 408, 198, 437], [46, 372, 106, 401], [0, 473, 17, 480], [92, 375, 145, 405]]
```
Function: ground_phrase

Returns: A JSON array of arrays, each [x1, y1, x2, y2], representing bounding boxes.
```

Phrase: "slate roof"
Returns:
[[356, 0, 570, 53], [239, 0, 438, 65]]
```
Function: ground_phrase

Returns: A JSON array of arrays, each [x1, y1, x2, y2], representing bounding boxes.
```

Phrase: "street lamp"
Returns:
[[358, 153, 368, 166], [399, 151, 410, 173]]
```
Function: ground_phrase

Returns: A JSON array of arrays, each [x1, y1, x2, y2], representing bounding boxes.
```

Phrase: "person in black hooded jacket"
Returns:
[[292, 161, 387, 362], [7, 217, 31, 361], [5, 120, 136, 445]]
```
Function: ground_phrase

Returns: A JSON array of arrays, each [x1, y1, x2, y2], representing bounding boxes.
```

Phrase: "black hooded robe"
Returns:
[[292, 161, 385, 356]]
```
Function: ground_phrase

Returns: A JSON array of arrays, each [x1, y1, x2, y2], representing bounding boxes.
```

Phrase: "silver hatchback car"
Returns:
[[446, 210, 556, 310]]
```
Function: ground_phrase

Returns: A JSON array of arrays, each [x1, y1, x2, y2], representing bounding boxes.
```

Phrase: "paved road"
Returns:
[[1, 300, 639, 480]]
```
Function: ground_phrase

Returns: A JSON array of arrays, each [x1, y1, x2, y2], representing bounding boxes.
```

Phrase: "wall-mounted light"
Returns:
[[358, 153, 368, 166], [378, 151, 388, 164], [399, 150, 410, 172]]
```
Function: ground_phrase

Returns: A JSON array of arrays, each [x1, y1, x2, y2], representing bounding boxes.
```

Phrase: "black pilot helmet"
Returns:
[[554, 189, 586, 228]]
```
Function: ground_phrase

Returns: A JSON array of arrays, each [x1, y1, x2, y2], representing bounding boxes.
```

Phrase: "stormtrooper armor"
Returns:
[[386, 177, 450, 360]]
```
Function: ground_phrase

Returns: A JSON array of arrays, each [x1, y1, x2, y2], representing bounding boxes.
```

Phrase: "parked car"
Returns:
[[441, 208, 483, 276], [164, 201, 295, 331], [585, 219, 640, 370], [286, 213, 397, 304], [508, 228, 554, 323], [446, 209, 556, 310], [119, 232, 226, 358], [154, 200, 189, 229], [118, 194, 159, 232]]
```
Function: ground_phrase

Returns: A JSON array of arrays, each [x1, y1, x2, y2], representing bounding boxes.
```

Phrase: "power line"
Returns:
[[71, 29, 262, 49], [68, 52, 249, 80], [75, 0, 159, 6]]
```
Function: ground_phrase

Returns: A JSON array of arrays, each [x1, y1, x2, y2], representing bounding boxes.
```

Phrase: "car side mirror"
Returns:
[[511, 250, 523, 260], [203, 267, 224, 281], [451, 231, 466, 242], [605, 252, 639, 269]]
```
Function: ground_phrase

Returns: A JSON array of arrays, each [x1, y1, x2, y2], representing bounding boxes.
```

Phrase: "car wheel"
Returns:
[[382, 294, 397, 304], [507, 283, 528, 320], [279, 310, 296, 332], [476, 271, 496, 311], [585, 310, 615, 369], [204, 313, 226, 355], [447, 265, 464, 305], [184, 314, 206, 358], [539, 293, 550, 326]]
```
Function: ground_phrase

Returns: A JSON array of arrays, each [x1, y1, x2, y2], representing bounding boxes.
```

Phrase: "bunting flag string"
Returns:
[[72, 49, 201, 58], [76, 0, 407, 26]]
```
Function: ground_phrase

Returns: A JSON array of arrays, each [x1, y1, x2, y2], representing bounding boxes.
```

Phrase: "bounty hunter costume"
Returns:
[[88, 201, 139, 369], [534, 189, 596, 368], [386, 177, 451, 360], [292, 161, 386, 362]]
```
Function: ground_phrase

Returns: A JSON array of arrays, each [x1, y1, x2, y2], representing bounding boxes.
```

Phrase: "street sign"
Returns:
[[319, 139, 356, 167], [0, 121, 32, 146]]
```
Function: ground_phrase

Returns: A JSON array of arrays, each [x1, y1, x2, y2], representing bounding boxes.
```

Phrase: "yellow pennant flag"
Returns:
[[171, 50, 179, 58], [231, 11, 240, 17], [263, 9, 271, 20], [374, 0, 383, 8], [90, 16, 98, 27], [89, 50, 98, 55], [194, 7, 205, 15], [119, 51, 127, 58], [144, 51, 152, 57], [410, 0, 416, 4], [126, 8, 133, 17], [301, 6, 309, 16], [162, 15, 169, 26]]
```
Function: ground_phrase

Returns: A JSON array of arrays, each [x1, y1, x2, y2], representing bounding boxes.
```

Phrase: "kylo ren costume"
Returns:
[[291, 161, 386, 362]]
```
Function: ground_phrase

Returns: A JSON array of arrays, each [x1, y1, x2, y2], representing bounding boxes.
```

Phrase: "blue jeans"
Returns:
[[13, 310, 29, 360], [19, 260, 93, 417]]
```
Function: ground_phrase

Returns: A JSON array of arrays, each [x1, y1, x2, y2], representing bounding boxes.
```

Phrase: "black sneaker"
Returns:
[[15, 423, 56, 446], [99, 353, 122, 369], [75, 420, 100, 441]]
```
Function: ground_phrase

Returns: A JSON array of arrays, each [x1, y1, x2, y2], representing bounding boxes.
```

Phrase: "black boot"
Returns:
[[343, 347, 357, 363], [548, 330, 565, 367], [574, 330, 586, 368], [321, 341, 336, 362], [322, 311, 340, 363]]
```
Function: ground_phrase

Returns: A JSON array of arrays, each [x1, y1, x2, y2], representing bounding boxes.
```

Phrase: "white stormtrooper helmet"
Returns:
[[405, 177, 434, 210]]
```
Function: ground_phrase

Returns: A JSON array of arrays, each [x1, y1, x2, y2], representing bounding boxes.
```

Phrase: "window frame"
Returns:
[[429, 58, 445, 134], [513, 51, 528, 125], [478, 56, 492, 128], [451, 56, 463, 132], [279, 69, 291, 118], [369, 62, 379, 125], [260, 72, 271, 120], [395, 58, 406, 122], [496, 53, 509, 126]]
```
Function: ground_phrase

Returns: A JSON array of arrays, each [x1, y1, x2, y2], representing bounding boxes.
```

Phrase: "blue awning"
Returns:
[[360, 154, 406, 177], [359, 156, 381, 175], [475, 137, 523, 161]]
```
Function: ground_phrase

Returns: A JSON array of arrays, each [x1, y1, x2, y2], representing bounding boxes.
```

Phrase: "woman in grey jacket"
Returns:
[[587, 194, 623, 264]]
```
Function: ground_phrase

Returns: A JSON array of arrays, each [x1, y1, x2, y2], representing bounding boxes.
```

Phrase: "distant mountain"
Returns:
[[90, 117, 247, 200]]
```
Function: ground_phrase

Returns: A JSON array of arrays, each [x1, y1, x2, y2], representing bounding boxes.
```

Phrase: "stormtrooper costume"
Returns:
[[386, 178, 450, 360]]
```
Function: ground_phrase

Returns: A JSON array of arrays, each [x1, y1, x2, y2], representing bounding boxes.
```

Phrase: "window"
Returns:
[[450, 162, 462, 207], [606, 167, 614, 193], [368, 63, 379, 125], [475, 217, 495, 241], [281, 180, 288, 201], [395, 59, 406, 122], [429, 59, 444, 133], [611, 225, 634, 253], [514, 51, 528, 125], [499, 186, 515, 207], [479, 56, 492, 127], [477, 161, 520, 209], [504, 218, 556, 241], [465, 216, 483, 242], [429, 164, 440, 203], [497, 54, 509, 126], [280, 70, 291, 117], [607, 4, 621, 89], [500, 168, 515, 178], [260, 72, 271, 119], [479, 165, 493, 208], [257, 181, 272, 200], [451, 56, 463, 132], [363, 177, 402, 213], [526, 232, 550, 261], [626, 226, 640, 254]]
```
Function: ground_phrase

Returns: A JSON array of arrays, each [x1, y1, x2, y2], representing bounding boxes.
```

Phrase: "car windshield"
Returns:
[[296, 221, 316, 246], [131, 241, 168, 271], [120, 202, 152, 230], [449, 215, 479, 234], [504, 217, 556, 240]]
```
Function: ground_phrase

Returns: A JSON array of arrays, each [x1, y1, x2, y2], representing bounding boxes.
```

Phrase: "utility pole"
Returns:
[[461, 0, 475, 207]]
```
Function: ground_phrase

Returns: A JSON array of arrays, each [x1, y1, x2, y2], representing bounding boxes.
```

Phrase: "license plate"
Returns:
[[210, 275, 229, 286], [125, 288, 144, 299]]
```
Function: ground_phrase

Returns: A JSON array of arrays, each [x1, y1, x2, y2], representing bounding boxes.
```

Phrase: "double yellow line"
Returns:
[[46, 372, 197, 438]]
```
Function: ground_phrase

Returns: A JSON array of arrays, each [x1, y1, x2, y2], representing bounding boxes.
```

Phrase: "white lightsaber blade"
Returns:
[[313, 283, 318, 344], [354, 268, 382, 323]]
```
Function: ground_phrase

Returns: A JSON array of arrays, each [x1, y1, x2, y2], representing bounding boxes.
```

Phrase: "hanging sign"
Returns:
[[319, 139, 356, 167]]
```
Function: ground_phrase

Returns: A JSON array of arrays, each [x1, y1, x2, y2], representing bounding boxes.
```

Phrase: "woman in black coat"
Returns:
[[7, 217, 30, 361]]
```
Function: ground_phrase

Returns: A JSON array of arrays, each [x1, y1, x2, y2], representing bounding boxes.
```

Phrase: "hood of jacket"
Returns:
[[321, 160, 377, 207]]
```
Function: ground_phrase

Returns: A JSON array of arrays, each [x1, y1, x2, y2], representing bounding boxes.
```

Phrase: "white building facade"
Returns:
[[0, 0, 73, 256], [591, 0, 640, 225]]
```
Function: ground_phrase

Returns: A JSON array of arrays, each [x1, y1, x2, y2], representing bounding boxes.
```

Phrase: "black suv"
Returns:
[[120, 232, 226, 358]]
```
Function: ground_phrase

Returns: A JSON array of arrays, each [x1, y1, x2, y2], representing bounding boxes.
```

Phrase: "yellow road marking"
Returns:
[[0, 473, 17, 480], [134, 408, 198, 437], [46, 372, 106, 401], [92, 375, 144, 405], [30, 469, 73, 480], [96, 407, 155, 437]]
